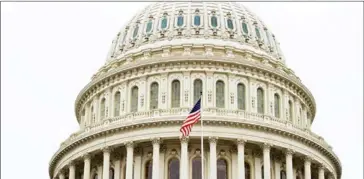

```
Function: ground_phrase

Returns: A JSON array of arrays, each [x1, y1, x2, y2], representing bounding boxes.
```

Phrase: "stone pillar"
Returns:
[[125, 142, 134, 179], [68, 161, 76, 179], [97, 165, 103, 178], [209, 137, 218, 179], [318, 164, 325, 179], [103, 147, 111, 179], [254, 152, 262, 179], [113, 154, 121, 179], [285, 149, 294, 179], [231, 148, 237, 179], [304, 157, 311, 179], [160, 145, 167, 179], [263, 143, 271, 179], [58, 171, 65, 179], [274, 157, 281, 179], [83, 153, 91, 179], [151, 138, 161, 179], [133, 147, 142, 179], [180, 136, 189, 179], [237, 139, 246, 179]]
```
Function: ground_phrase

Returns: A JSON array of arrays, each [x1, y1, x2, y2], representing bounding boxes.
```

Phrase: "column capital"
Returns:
[[262, 143, 272, 150], [82, 153, 91, 160], [102, 146, 112, 153], [208, 136, 218, 144], [179, 136, 189, 143], [285, 148, 295, 155], [318, 163, 326, 170], [112, 152, 123, 161], [151, 137, 162, 145], [236, 138, 247, 145], [67, 160, 75, 168], [252, 151, 262, 157], [124, 141, 134, 148], [304, 156, 313, 163]]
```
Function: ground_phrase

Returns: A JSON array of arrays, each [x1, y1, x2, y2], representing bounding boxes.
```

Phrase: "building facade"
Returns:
[[48, 2, 342, 179]]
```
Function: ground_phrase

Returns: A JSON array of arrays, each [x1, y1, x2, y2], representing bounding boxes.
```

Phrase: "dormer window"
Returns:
[[146, 20, 153, 33], [211, 16, 218, 28], [227, 18, 234, 30], [242, 22, 249, 34], [132, 24, 139, 39], [161, 16, 168, 29], [194, 15, 201, 26], [177, 15, 184, 27]]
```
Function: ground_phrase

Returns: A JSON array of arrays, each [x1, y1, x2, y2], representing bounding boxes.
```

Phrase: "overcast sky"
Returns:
[[1, 2, 363, 179]]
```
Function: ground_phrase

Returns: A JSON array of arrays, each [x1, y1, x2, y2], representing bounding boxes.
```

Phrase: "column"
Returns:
[[68, 161, 75, 179], [285, 149, 294, 179], [318, 164, 325, 179], [274, 157, 281, 179], [263, 143, 271, 179], [304, 157, 311, 179], [209, 137, 218, 179], [151, 138, 161, 179], [83, 153, 91, 179], [125, 141, 134, 179], [253, 152, 262, 179], [180, 136, 189, 179], [134, 147, 142, 179], [58, 171, 65, 179], [160, 145, 167, 179], [237, 139, 246, 179], [113, 154, 121, 179], [103, 147, 111, 179], [231, 148, 237, 179]]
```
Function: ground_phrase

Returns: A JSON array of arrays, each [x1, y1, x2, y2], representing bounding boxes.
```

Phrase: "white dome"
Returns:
[[106, 2, 285, 64]]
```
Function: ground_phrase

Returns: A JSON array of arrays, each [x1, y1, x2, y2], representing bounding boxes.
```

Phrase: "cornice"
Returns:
[[49, 117, 340, 179]]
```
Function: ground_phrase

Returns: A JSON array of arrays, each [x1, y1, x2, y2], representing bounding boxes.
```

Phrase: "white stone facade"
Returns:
[[49, 2, 341, 179]]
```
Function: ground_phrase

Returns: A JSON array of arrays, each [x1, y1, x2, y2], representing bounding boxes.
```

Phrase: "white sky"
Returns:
[[1, 2, 363, 179]]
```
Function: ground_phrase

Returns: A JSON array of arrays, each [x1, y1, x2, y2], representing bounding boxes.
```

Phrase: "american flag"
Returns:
[[180, 98, 201, 137]]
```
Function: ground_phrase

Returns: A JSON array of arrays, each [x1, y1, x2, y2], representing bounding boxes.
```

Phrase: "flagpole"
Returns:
[[200, 92, 204, 179]]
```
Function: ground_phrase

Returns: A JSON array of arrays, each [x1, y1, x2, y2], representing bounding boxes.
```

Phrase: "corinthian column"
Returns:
[[125, 142, 134, 179], [103, 147, 111, 179], [58, 171, 65, 179], [151, 138, 161, 179], [83, 153, 91, 179], [180, 136, 189, 179], [263, 143, 271, 179], [68, 161, 75, 179], [237, 139, 246, 179], [285, 149, 294, 179], [304, 157, 312, 179], [318, 164, 325, 179], [209, 137, 218, 179]]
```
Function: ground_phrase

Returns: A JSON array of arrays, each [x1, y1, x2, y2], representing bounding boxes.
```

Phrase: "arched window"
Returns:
[[257, 88, 264, 114], [288, 100, 293, 122], [145, 160, 153, 179], [171, 80, 181, 108], [280, 170, 286, 179], [194, 15, 201, 26], [194, 79, 203, 104], [109, 168, 115, 179], [274, 93, 280, 118], [146, 20, 153, 33], [150, 82, 159, 110], [177, 15, 184, 27], [133, 25, 139, 39], [242, 22, 249, 34], [237, 83, 246, 110], [161, 17, 168, 29], [192, 157, 202, 179], [168, 158, 180, 179], [227, 19, 234, 30], [255, 27, 261, 39], [131, 86, 139, 112], [216, 81, 225, 108], [245, 162, 251, 179], [100, 98, 106, 120], [217, 159, 227, 179], [211, 16, 218, 28], [94, 174, 98, 179], [114, 92, 121, 116]]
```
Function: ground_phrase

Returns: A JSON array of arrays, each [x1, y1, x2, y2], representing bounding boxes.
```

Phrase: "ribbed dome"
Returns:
[[105, 2, 285, 64]]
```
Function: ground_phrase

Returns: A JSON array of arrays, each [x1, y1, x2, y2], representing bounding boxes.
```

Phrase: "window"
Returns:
[[245, 162, 251, 179], [288, 100, 293, 122], [194, 79, 203, 104], [161, 17, 168, 29], [114, 92, 121, 116], [227, 19, 234, 30], [242, 22, 249, 34], [100, 98, 106, 120], [131, 86, 139, 112], [255, 27, 261, 39], [216, 81, 225, 108], [168, 158, 180, 179], [280, 170, 286, 179], [171, 80, 181, 108], [146, 21, 153, 33], [237, 83, 246, 110], [257, 88, 264, 114], [109, 168, 114, 179], [192, 157, 202, 179], [194, 15, 201, 26], [211, 16, 218, 28], [217, 159, 227, 179], [274, 93, 280, 118], [133, 25, 139, 39], [145, 160, 153, 179], [150, 82, 159, 110], [177, 16, 184, 27]]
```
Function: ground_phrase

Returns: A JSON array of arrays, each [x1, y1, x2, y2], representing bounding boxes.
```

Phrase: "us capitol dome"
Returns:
[[49, 2, 342, 179]]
